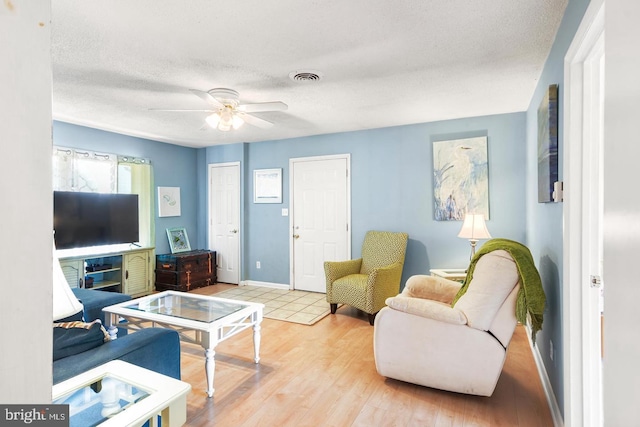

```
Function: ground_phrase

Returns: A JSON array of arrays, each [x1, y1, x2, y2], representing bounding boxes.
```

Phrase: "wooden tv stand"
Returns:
[[57, 246, 155, 298]]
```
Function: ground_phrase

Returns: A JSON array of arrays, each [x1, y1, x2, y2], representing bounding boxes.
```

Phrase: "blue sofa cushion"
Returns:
[[72, 288, 131, 336], [53, 328, 181, 385], [53, 320, 110, 361], [72, 288, 131, 324]]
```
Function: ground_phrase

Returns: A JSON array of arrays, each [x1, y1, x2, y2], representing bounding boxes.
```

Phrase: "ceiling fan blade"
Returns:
[[237, 101, 288, 113], [189, 89, 224, 108], [149, 108, 216, 112], [239, 112, 274, 129]]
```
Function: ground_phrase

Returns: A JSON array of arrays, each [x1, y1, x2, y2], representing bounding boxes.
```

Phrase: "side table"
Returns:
[[52, 360, 191, 427], [429, 268, 467, 283]]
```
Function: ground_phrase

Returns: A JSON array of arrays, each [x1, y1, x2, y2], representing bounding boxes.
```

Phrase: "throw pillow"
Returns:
[[53, 320, 110, 361]]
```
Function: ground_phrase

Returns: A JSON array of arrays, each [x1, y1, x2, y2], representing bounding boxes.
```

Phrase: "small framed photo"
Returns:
[[166, 227, 191, 253], [254, 168, 282, 204]]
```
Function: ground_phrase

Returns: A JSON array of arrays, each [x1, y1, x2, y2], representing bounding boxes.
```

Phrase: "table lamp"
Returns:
[[457, 214, 491, 259]]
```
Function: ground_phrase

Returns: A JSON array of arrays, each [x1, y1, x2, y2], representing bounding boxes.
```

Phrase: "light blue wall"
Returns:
[[53, 121, 199, 255], [201, 112, 527, 286], [524, 0, 591, 418]]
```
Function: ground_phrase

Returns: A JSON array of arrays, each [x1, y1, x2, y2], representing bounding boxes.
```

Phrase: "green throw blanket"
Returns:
[[451, 238, 546, 343]]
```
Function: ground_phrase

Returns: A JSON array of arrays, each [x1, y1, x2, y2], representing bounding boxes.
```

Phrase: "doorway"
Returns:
[[208, 162, 241, 284], [289, 155, 351, 292], [563, 0, 605, 425]]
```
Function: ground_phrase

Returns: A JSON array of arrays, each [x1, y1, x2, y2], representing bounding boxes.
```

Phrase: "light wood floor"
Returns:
[[181, 284, 553, 427]]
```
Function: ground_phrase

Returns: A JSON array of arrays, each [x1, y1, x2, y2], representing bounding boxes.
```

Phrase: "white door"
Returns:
[[208, 162, 240, 284], [581, 30, 605, 427], [563, 1, 604, 424], [291, 155, 350, 292]]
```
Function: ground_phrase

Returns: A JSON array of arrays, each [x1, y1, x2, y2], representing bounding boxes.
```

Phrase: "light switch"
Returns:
[[282, 208, 289, 216]]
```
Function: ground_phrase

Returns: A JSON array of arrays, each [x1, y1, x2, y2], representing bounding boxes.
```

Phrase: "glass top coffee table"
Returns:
[[52, 360, 190, 427], [103, 291, 264, 398]]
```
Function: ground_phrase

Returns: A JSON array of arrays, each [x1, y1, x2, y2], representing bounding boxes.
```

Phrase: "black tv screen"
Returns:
[[54, 191, 139, 250]]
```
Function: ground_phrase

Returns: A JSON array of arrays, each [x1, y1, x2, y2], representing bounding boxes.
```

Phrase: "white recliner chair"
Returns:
[[373, 249, 520, 397]]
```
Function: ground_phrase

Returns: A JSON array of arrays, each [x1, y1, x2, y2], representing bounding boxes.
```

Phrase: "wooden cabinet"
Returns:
[[85, 255, 122, 292], [155, 250, 217, 292], [59, 259, 85, 289], [123, 251, 153, 297], [58, 247, 154, 297]]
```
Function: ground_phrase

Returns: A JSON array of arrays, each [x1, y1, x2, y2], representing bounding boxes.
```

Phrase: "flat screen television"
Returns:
[[54, 191, 139, 250]]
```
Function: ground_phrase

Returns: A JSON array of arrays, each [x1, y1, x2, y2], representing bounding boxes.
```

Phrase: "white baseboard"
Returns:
[[240, 280, 290, 290], [526, 327, 564, 427]]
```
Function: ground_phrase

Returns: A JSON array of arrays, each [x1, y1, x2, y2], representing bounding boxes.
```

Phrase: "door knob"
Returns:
[[231, 229, 238, 233], [293, 234, 300, 239]]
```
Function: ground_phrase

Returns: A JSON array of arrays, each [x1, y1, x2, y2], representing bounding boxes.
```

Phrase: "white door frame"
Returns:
[[208, 161, 241, 285], [289, 154, 351, 290], [563, 0, 605, 425]]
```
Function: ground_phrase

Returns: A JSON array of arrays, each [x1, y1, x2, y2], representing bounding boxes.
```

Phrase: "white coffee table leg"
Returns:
[[107, 326, 118, 340], [253, 322, 261, 364], [106, 313, 118, 340], [204, 348, 215, 398]]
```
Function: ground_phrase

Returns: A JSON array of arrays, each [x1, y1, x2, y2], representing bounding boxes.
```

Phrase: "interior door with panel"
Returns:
[[291, 155, 350, 293], [208, 163, 241, 284]]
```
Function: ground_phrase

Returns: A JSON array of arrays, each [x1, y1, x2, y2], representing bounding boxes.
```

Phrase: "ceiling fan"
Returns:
[[151, 88, 287, 131]]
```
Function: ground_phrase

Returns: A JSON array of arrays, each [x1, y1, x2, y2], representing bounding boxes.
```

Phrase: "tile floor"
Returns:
[[214, 285, 331, 325]]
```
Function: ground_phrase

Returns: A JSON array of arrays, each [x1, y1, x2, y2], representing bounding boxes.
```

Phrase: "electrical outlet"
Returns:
[[256, 261, 261, 269], [549, 340, 554, 361]]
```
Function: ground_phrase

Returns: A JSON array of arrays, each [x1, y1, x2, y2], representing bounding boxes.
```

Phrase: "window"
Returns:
[[53, 146, 154, 247], [53, 148, 117, 193]]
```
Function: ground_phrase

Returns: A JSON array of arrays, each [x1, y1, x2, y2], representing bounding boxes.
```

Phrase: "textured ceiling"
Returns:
[[51, 0, 568, 148]]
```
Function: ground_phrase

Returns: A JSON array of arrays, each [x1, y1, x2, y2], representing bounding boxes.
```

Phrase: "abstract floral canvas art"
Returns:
[[433, 136, 489, 221]]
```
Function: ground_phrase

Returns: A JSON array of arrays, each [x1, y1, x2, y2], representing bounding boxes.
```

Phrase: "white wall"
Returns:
[[603, 0, 640, 424], [0, 1, 53, 403]]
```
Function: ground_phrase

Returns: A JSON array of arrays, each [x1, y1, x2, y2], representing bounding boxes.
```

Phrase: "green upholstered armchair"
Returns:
[[324, 230, 409, 325]]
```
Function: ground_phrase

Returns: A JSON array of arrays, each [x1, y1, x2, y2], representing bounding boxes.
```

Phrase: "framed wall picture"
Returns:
[[158, 187, 181, 217], [253, 168, 282, 204], [537, 84, 559, 203], [433, 136, 489, 221], [166, 227, 191, 253]]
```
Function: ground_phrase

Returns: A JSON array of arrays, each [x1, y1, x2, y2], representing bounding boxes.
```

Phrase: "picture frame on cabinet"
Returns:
[[166, 227, 191, 253]]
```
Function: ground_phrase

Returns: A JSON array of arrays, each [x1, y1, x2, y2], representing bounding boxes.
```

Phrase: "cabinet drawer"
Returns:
[[155, 269, 215, 286], [155, 278, 212, 292]]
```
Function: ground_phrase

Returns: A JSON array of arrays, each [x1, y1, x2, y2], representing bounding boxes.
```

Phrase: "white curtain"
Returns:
[[119, 158, 155, 248], [53, 147, 117, 193]]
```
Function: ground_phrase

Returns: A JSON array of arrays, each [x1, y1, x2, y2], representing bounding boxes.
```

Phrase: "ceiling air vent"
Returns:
[[289, 70, 323, 82]]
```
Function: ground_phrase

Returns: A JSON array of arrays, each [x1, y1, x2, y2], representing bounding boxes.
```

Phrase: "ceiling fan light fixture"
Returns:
[[163, 88, 284, 131], [205, 113, 221, 128], [232, 114, 244, 130], [218, 108, 235, 130]]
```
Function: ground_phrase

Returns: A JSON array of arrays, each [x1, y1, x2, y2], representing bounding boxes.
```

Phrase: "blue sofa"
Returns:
[[53, 289, 181, 385], [72, 288, 131, 336]]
